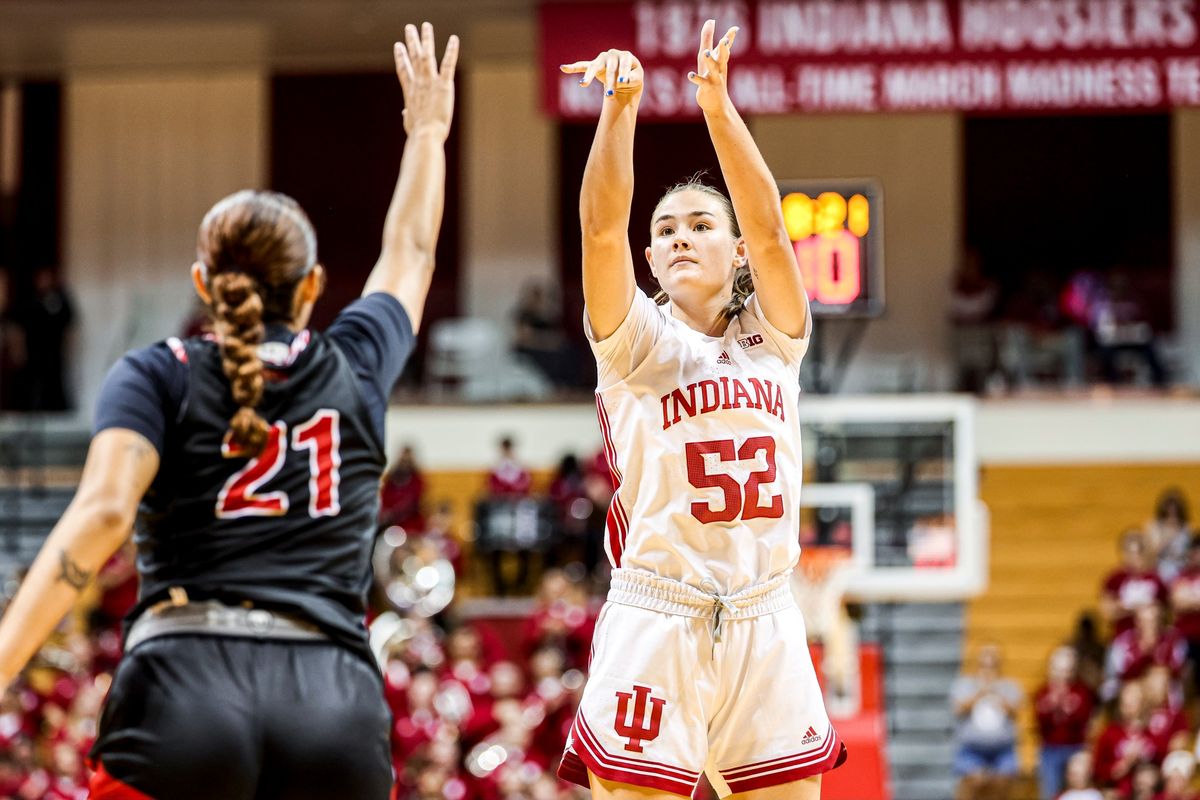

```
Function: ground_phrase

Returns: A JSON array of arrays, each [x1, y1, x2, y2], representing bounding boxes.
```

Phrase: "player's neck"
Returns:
[[669, 296, 731, 338]]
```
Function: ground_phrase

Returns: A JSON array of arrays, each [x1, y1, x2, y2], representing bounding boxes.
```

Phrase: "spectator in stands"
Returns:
[[1102, 530, 1167, 636], [1169, 537, 1200, 689], [951, 643, 1024, 800], [512, 279, 576, 388], [1069, 612, 1109, 692], [949, 248, 1001, 393], [1094, 680, 1155, 796], [1143, 665, 1190, 760], [1035, 646, 1095, 800], [1129, 761, 1162, 800], [522, 569, 596, 670], [1152, 489, 1194, 584], [548, 454, 589, 567], [1058, 750, 1103, 800], [11, 267, 76, 411], [487, 436, 532, 498], [1105, 602, 1187, 701], [380, 445, 426, 531], [1162, 751, 1198, 800], [1091, 270, 1167, 388]]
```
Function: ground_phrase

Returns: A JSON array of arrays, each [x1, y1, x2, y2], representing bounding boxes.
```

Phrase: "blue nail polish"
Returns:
[[618, 77, 626, 83], [606, 89, 614, 96]]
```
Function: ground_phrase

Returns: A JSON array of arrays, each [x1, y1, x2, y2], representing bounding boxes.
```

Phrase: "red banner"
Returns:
[[540, 0, 1200, 117]]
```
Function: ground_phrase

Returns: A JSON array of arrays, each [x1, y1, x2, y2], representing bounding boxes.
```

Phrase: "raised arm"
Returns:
[[690, 20, 811, 339], [362, 22, 459, 334], [0, 429, 158, 688], [560, 50, 644, 341]]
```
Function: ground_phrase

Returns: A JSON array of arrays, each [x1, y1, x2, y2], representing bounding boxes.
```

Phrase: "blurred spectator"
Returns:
[[380, 445, 426, 531], [1094, 680, 1155, 796], [1151, 490, 1193, 584], [1058, 750, 1103, 800], [1101, 530, 1167, 636], [548, 454, 589, 568], [1069, 612, 1108, 693], [1163, 751, 1198, 800], [1173, 537, 1200, 693], [950, 249, 1001, 393], [1143, 665, 1190, 759], [1035, 646, 1095, 800], [522, 570, 596, 670], [487, 437, 532, 498], [511, 280, 576, 388], [1091, 271, 1167, 388], [1104, 603, 1187, 701], [10, 267, 76, 411], [1129, 761, 1161, 800], [951, 644, 1024, 800]]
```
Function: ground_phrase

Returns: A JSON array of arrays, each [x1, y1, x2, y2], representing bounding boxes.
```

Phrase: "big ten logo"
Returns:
[[738, 333, 764, 349], [781, 192, 868, 305], [613, 685, 666, 753]]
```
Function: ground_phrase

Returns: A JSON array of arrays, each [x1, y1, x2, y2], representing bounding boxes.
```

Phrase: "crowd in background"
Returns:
[[0, 438, 617, 800], [952, 489, 1200, 800]]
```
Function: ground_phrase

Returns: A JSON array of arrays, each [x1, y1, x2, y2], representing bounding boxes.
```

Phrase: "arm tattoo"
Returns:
[[123, 439, 154, 463], [56, 549, 91, 591]]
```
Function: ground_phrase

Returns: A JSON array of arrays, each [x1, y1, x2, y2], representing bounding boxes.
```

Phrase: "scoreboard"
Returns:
[[779, 179, 884, 318]]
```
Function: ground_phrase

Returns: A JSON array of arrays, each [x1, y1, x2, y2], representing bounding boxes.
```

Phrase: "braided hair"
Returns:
[[651, 177, 752, 323], [196, 190, 317, 456]]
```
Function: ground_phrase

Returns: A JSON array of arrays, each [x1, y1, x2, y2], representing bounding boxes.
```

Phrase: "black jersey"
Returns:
[[125, 331, 385, 660], [94, 294, 414, 664]]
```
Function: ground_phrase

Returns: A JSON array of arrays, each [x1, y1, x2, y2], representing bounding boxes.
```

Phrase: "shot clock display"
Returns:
[[779, 180, 884, 317]]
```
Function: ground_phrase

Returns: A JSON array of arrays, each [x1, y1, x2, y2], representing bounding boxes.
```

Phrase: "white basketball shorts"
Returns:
[[558, 568, 846, 797]]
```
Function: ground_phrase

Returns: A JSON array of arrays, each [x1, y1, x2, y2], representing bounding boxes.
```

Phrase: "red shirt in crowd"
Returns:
[[1093, 722, 1157, 795], [1147, 704, 1190, 760], [1035, 682, 1094, 746], [1109, 627, 1188, 682], [1170, 566, 1200, 641], [487, 458, 532, 498], [1103, 569, 1168, 633]]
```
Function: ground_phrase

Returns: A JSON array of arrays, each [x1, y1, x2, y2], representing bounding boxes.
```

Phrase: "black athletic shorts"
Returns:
[[89, 635, 392, 800]]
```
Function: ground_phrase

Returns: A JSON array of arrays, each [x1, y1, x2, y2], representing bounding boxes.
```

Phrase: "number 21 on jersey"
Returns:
[[216, 409, 341, 520]]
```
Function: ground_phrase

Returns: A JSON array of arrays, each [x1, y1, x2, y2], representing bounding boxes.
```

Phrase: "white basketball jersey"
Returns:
[[588, 290, 810, 595]]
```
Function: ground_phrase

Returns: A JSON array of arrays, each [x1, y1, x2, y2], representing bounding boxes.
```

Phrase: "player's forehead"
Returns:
[[652, 189, 725, 225]]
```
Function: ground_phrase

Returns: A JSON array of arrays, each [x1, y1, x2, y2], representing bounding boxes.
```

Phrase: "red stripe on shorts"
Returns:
[[575, 714, 699, 784], [89, 761, 155, 800], [720, 727, 847, 793]]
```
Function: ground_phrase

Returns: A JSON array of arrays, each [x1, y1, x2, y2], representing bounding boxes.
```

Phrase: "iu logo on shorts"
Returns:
[[614, 684, 666, 753]]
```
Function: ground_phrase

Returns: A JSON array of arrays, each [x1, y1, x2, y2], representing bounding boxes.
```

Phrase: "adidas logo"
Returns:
[[801, 726, 821, 745], [716, 350, 732, 365]]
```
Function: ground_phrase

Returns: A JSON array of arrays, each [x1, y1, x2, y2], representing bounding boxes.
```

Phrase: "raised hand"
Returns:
[[688, 19, 739, 115], [560, 49, 644, 98], [394, 22, 459, 138]]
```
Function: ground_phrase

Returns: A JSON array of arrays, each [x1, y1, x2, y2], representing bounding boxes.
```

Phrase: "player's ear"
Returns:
[[733, 237, 748, 269], [644, 246, 657, 279], [191, 262, 212, 305]]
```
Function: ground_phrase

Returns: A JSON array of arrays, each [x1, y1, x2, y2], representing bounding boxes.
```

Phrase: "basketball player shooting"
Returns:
[[555, 18, 847, 800]]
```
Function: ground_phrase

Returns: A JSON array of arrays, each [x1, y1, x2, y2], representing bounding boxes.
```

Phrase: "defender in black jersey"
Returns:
[[0, 23, 459, 800]]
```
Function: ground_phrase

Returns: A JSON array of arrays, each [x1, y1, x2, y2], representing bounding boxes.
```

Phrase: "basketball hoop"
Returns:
[[794, 546, 861, 718]]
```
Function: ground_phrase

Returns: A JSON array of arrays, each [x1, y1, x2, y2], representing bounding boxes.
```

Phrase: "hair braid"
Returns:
[[210, 271, 269, 456]]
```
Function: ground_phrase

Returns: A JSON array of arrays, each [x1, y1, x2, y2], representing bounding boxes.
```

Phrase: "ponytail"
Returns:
[[210, 271, 270, 456]]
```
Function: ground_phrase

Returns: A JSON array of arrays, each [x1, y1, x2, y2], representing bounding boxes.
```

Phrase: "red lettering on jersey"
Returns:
[[698, 380, 720, 414], [614, 685, 666, 753], [748, 378, 771, 412], [668, 385, 697, 426], [731, 379, 754, 410], [719, 377, 734, 410]]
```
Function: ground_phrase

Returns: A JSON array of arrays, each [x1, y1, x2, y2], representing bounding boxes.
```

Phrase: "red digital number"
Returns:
[[794, 229, 862, 306], [684, 436, 784, 523], [216, 409, 342, 520]]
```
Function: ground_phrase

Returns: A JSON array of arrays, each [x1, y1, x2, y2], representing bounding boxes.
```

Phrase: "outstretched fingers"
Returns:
[[420, 21, 438, 74], [440, 34, 460, 80], [394, 42, 415, 94], [405, 24, 425, 74], [696, 18, 716, 76]]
